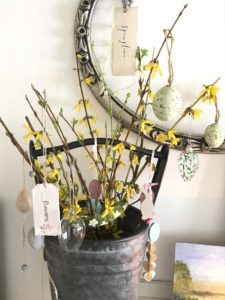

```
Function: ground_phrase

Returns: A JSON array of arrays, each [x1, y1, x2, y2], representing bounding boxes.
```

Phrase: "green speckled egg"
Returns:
[[152, 85, 182, 121], [204, 123, 225, 148]]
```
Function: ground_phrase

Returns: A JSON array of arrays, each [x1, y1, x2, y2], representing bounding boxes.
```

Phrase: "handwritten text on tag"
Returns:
[[112, 7, 137, 76], [32, 183, 61, 236]]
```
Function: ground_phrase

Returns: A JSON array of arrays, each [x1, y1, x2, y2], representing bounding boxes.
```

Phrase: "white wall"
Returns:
[[0, 1, 224, 300]]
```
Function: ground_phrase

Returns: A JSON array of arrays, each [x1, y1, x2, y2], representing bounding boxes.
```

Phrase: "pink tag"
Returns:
[[32, 183, 61, 236]]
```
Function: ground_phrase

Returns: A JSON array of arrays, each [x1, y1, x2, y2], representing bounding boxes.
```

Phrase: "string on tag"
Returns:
[[42, 105, 47, 186], [71, 157, 75, 210], [93, 138, 98, 160], [150, 150, 155, 180], [23, 157, 26, 188], [188, 111, 192, 145], [122, 0, 133, 12], [164, 29, 174, 85], [21, 214, 28, 300], [42, 257, 44, 300]]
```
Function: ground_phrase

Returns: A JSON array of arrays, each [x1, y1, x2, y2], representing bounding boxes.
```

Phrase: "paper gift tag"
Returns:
[[32, 183, 61, 236], [141, 196, 154, 220], [112, 7, 137, 75]]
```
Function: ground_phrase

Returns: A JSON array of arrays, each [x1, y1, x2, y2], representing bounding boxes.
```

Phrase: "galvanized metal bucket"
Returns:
[[44, 206, 148, 300]]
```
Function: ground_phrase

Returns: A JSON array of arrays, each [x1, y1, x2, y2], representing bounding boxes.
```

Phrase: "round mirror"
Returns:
[[75, 0, 225, 153]]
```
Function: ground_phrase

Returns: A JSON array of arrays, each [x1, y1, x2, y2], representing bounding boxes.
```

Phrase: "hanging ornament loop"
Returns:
[[122, 0, 134, 13], [164, 29, 174, 85], [41, 104, 47, 187], [214, 101, 220, 123]]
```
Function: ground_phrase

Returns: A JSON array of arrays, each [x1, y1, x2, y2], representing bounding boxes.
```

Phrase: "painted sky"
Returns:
[[175, 242, 225, 283]]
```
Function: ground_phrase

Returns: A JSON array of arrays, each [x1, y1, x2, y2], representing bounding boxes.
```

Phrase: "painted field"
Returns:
[[190, 281, 225, 300]]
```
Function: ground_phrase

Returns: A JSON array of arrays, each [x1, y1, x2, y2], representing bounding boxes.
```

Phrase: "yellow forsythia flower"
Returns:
[[167, 130, 181, 147], [74, 177, 79, 186], [200, 85, 220, 103], [191, 109, 203, 120], [118, 160, 126, 168], [138, 103, 145, 114], [63, 208, 70, 219], [148, 90, 155, 99], [106, 155, 113, 164], [83, 76, 94, 85], [101, 198, 116, 218], [59, 184, 69, 201], [77, 131, 84, 139], [75, 100, 83, 112], [47, 169, 60, 183], [155, 133, 167, 143], [131, 154, 139, 166], [23, 125, 46, 143], [75, 194, 87, 201], [130, 145, 136, 151], [79, 116, 97, 126], [139, 120, 154, 134], [170, 136, 181, 147], [167, 129, 177, 140], [144, 62, 163, 78], [75, 98, 91, 111], [155, 130, 181, 147], [113, 143, 125, 155], [34, 160, 44, 173], [23, 124, 34, 141], [56, 152, 63, 161], [125, 185, 135, 200], [90, 116, 97, 125], [89, 162, 98, 170], [74, 202, 82, 214], [115, 181, 124, 192], [93, 128, 101, 138], [47, 153, 55, 165]]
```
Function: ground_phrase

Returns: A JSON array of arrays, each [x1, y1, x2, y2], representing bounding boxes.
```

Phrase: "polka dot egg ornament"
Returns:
[[152, 85, 182, 121], [178, 145, 199, 181], [204, 123, 225, 148]]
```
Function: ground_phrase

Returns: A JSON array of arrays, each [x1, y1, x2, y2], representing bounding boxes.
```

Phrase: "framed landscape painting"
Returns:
[[173, 242, 225, 300]]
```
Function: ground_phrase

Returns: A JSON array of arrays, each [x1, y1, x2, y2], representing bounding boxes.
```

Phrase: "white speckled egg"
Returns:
[[152, 85, 182, 121], [204, 123, 225, 148]]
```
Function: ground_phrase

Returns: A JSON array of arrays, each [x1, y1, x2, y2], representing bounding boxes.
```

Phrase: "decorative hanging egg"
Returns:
[[204, 123, 225, 148], [87, 199, 102, 214], [88, 180, 102, 199], [177, 145, 199, 181], [152, 85, 182, 121], [27, 228, 44, 250], [21, 264, 28, 271], [16, 188, 31, 213], [58, 216, 86, 252]]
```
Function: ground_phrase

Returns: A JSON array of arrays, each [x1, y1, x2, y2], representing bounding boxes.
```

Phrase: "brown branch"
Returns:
[[0, 117, 43, 182]]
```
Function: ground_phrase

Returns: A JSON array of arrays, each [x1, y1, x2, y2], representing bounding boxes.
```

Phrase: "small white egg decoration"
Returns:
[[28, 228, 44, 250], [16, 188, 31, 213], [204, 123, 225, 148], [152, 85, 182, 121]]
